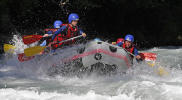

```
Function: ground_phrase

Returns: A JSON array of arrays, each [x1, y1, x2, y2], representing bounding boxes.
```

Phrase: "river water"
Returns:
[[0, 35, 182, 100]]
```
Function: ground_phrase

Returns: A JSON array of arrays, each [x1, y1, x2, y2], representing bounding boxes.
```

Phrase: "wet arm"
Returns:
[[79, 29, 84, 35], [134, 48, 139, 56]]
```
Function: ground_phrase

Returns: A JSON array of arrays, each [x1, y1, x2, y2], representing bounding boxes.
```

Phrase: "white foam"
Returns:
[[1, 35, 182, 100], [161, 84, 182, 100], [0, 88, 135, 100]]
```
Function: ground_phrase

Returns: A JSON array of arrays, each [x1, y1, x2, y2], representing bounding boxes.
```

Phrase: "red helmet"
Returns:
[[116, 38, 124, 44]]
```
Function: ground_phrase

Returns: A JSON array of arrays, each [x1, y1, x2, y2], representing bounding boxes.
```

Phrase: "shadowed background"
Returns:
[[0, 0, 182, 53]]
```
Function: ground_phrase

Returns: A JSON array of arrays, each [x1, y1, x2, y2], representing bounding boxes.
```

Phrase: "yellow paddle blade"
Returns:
[[4, 44, 16, 53], [146, 61, 169, 76], [147, 62, 156, 67], [24, 46, 46, 57], [112, 42, 116, 45], [157, 66, 169, 76]]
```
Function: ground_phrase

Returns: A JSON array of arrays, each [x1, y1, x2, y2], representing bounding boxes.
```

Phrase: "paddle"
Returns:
[[23, 35, 50, 45], [18, 53, 35, 62], [139, 52, 157, 61], [3, 44, 16, 53], [3, 44, 35, 62], [22, 34, 54, 45], [24, 46, 46, 57], [139, 52, 168, 76], [24, 35, 84, 57]]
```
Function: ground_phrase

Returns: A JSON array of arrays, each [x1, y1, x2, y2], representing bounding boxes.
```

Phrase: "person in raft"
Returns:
[[114, 34, 142, 62], [40, 20, 63, 46], [51, 13, 86, 48]]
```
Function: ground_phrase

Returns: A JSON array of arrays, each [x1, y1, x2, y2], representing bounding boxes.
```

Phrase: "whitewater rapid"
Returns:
[[0, 35, 182, 100]]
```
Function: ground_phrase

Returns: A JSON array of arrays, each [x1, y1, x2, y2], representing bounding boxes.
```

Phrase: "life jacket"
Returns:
[[58, 24, 79, 45], [51, 34, 64, 49], [47, 28, 63, 49], [122, 43, 135, 59], [51, 24, 79, 49], [42, 28, 62, 49], [61, 24, 79, 39], [43, 28, 60, 49]]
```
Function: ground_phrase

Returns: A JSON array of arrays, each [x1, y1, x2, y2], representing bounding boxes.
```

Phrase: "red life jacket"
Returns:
[[51, 24, 79, 49], [43, 28, 59, 46], [43, 28, 63, 49], [52, 29, 63, 49], [51, 34, 64, 49], [123, 43, 135, 58], [59, 24, 79, 45], [61, 24, 79, 39]]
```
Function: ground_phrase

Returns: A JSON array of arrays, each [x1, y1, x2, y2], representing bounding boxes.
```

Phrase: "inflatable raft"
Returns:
[[78, 41, 133, 72]]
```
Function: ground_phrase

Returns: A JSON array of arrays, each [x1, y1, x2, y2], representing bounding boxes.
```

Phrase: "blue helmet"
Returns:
[[54, 20, 63, 28], [124, 34, 134, 42], [68, 13, 79, 23]]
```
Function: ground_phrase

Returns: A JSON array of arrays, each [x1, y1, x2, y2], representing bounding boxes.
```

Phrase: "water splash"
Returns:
[[1, 35, 182, 100]]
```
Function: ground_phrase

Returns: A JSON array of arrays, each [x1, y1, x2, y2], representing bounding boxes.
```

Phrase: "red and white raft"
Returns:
[[65, 41, 133, 72]]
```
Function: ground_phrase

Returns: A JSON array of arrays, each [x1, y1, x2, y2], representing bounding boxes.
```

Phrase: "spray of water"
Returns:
[[1, 35, 182, 100]]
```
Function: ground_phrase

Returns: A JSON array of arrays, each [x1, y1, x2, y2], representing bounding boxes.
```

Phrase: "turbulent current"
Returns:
[[0, 35, 182, 100]]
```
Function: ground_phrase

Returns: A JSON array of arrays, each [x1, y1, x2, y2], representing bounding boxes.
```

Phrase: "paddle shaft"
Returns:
[[41, 34, 53, 40], [100, 41, 157, 62], [24, 35, 84, 57], [49, 35, 83, 45], [99, 41, 136, 57]]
